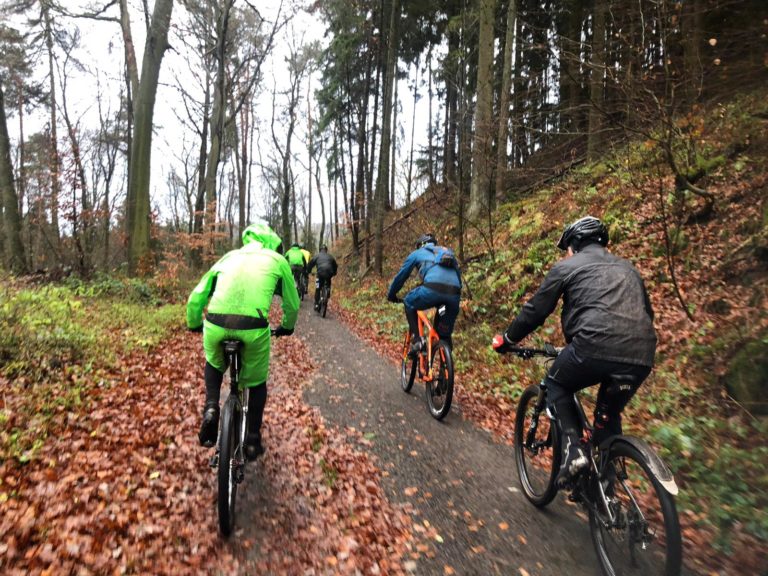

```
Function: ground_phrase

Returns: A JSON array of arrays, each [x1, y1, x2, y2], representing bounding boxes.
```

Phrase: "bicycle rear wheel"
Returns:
[[400, 333, 416, 392], [425, 340, 453, 420], [514, 384, 560, 506], [589, 441, 682, 576], [320, 287, 329, 317], [217, 395, 240, 536]]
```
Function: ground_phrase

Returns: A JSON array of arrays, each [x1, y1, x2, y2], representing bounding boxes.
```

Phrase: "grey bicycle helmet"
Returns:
[[557, 216, 609, 251], [415, 233, 437, 249]]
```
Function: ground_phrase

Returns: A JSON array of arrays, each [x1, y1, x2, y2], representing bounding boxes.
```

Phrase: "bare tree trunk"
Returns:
[[364, 40, 379, 267], [587, 0, 606, 160], [126, 0, 174, 275], [307, 85, 313, 247], [60, 68, 90, 274], [496, 0, 517, 203], [0, 83, 27, 273], [406, 59, 419, 204], [389, 69, 398, 209], [237, 99, 249, 246], [15, 77, 25, 225], [468, 0, 495, 220], [374, 0, 399, 274], [427, 45, 434, 186], [43, 4, 60, 243], [682, 0, 704, 104], [203, 0, 234, 241]]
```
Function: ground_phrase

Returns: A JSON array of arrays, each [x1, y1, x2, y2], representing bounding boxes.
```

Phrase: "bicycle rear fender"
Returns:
[[605, 436, 679, 496]]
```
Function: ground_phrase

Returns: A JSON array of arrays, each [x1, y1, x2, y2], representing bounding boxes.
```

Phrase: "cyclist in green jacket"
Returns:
[[187, 223, 300, 459], [284, 242, 307, 293]]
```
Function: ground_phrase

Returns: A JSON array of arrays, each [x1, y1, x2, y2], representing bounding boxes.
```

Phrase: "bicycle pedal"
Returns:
[[568, 491, 583, 503]]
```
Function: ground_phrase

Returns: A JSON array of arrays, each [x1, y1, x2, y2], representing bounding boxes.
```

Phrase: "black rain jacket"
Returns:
[[505, 243, 656, 366], [308, 252, 338, 279]]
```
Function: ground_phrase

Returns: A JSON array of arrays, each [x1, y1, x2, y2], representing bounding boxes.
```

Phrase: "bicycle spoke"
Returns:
[[591, 445, 681, 576], [514, 385, 559, 507]]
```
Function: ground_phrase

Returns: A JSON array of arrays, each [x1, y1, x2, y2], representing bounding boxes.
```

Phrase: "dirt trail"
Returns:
[[297, 301, 601, 576]]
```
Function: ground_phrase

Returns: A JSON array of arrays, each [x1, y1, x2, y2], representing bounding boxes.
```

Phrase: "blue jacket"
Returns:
[[387, 243, 462, 300]]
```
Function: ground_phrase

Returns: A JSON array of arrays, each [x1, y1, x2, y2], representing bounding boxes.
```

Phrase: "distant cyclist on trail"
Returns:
[[285, 242, 308, 291], [492, 216, 657, 487], [187, 223, 299, 460], [307, 245, 338, 312], [387, 233, 462, 354]]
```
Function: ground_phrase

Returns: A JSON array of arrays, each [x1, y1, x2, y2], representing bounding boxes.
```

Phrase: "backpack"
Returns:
[[424, 244, 458, 269]]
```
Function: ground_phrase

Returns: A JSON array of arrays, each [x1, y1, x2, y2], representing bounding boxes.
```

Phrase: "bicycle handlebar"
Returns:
[[505, 344, 561, 359]]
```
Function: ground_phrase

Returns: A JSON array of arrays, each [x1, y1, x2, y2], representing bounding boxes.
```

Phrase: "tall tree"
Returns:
[[126, 0, 174, 274], [495, 0, 517, 203], [587, 0, 606, 159], [0, 82, 27, 272], [373, 0, 400, 274], [468, 0, 495, 219]]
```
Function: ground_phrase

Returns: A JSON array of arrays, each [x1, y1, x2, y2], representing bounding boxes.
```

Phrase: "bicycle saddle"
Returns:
[[222, 340, 244, 355], [603, 374, 639, 396]]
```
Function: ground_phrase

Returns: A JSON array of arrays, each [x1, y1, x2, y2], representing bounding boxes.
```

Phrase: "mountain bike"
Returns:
[[504, 344, 682, 576], [210, 330, 284, 537], [398, 304, 454, 420], [292, 268, 306, 301], [299, 271, 308, 301], [315, 277, 330, 318]]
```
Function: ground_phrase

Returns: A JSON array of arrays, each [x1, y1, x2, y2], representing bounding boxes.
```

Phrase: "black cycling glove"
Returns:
[[271, 326, 294, 338]]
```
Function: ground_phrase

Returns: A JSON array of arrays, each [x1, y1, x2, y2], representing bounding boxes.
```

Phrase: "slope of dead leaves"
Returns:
[[0, 331, 236, 575], [1, 317, 415, 575], [333, 162, 768, 575]]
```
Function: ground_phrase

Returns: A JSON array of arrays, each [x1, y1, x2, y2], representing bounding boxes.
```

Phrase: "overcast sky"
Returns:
[[6, 0, 431, 230]]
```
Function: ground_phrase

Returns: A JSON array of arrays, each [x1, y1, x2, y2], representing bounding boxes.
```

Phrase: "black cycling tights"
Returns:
[[205, 361, 267, 437]]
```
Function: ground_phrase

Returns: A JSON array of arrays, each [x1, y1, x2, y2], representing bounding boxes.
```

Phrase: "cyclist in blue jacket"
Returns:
[[387, 234, 462, 354]]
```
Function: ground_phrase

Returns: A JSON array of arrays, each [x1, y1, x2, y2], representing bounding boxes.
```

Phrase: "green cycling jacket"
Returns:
[[285, 246, 307, 268], [187, 241, 299, 331]]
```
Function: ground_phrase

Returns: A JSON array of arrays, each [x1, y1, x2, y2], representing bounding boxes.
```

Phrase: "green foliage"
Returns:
[[0, 285, 94, 380], [0, 277, 182, 464], [688, 153, 727, 180], [651, 414, 768, 550]]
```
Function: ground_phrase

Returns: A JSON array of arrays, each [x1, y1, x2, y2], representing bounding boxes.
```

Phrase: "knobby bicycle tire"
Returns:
[[217, 395, 240, 537], [321, 287, 329, 317], [514, 384, 560, 507], [426, 340, 453, 420], [589, 440, 682, 576], [400, 333, 417, 392]]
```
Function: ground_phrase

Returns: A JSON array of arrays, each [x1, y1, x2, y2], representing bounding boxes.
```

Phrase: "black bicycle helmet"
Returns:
[[415, 233, 437, 249], [556, 216, 609, 251]]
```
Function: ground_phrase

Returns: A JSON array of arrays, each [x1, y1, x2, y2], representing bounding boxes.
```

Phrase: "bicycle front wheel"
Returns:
[[400, 333, 416, 393], [217, 395, 240, 537], [589, 441, 682, 576], [426, 340, 453, 420], [514, 384, 560, 507]]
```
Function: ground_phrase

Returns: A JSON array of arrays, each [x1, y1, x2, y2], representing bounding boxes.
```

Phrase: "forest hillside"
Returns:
[[333, 87, 768, 575]]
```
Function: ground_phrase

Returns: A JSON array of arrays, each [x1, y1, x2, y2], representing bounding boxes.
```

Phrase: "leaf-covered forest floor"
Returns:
[[333, 90, 768, 575], [0, 278, 414, 574]]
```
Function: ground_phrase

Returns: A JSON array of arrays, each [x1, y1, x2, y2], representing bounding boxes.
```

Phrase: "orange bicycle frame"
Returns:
[[401, 309, 441, 382]]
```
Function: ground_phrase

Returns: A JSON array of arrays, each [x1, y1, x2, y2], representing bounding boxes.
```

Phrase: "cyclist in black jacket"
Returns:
[[307, 245, 338, 311], [493, 216, 657, 486]]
